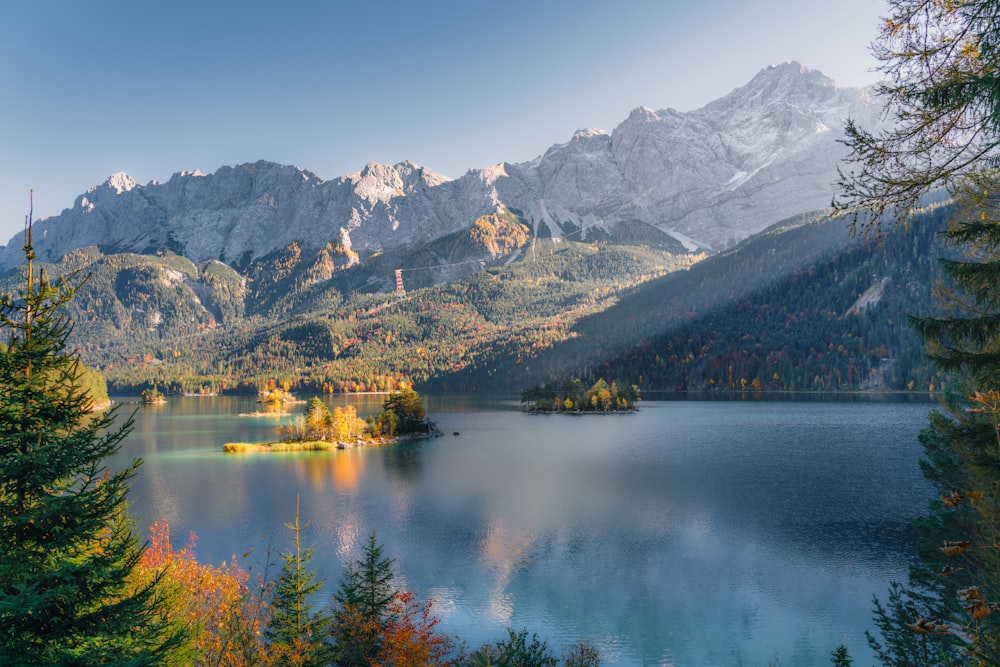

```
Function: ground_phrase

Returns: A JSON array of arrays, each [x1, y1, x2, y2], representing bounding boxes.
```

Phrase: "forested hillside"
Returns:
[[23, 240, 694, 394], [466, 203, 953, 394], [586, 206, 950, 392], [0, 203, 951, 396]]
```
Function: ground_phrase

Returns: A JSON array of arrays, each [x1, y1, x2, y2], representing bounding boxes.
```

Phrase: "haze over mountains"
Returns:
[[0, 62, 881, 272]]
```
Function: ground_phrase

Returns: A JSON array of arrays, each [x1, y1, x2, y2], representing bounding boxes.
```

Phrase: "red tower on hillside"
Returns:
[[394, 269, 405, 297]]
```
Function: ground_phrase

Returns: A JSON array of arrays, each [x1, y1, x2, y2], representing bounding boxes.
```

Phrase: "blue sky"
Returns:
[[0, 0, 886, 245]]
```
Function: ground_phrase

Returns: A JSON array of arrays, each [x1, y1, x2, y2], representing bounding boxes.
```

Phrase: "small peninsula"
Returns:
[[521, 378, 640, 413], [223, 387, 437, 453]]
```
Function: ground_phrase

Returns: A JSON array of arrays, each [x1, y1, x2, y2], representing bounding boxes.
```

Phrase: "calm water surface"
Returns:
[[111, 395, 934, 666]]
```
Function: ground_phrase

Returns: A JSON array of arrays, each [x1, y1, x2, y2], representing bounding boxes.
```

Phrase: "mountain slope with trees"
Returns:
[[570, 203, 952, 394], [0, 199, 952, 398]]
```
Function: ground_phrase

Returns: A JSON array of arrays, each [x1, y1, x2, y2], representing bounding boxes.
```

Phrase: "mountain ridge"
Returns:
[[0, 61, 883, 273]]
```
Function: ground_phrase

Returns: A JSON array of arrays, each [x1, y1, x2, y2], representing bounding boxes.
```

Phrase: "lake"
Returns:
[[110, 394, 935, 666]]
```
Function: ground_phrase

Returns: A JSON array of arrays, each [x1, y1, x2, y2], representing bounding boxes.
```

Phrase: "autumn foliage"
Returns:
[[134, 522, 273, 666], [375, 591, 457, 667], [131, 524, 474, 666]]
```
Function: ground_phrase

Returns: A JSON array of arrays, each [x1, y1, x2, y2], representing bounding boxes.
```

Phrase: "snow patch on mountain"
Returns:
[[106, 172, 137, 194]]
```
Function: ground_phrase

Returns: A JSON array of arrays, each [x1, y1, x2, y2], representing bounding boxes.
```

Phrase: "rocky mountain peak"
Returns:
[[709, 61, 838, 114], [627, 106, 661, 122], [353, 162, 404, 202], [105, 171, 137, 194], [572, 128, 609, 141], [0, 63, 886, 271]]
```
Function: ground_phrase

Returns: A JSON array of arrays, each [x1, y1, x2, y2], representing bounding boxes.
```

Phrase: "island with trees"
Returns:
[[223, 385, 438, 453], [140, 384, 166, 405], [521, 378, 639, 413]]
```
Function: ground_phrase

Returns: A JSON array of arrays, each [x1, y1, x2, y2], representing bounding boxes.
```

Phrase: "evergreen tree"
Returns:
[[464, 628, 559, 667], [330, 531, 397, 666], [268, 496, 331, 665], [0, 207, 183, 664], [377, 385, 429, 435], [830, 645, 852, 667], [836, 1, 1000, 663]]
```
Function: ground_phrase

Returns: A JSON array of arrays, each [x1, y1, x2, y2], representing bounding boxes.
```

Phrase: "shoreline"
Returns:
[[222, 435, 400, 453]]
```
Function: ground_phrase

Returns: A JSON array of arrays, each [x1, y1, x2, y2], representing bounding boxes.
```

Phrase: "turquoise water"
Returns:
[[111, 395, 934, 666]]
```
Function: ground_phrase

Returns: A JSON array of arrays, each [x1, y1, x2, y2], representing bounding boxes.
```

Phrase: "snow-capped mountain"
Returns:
[[0, 61, 881, 270]]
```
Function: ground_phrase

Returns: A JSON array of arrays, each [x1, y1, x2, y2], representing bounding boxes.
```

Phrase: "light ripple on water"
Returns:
[[113, 396, 933, 667]]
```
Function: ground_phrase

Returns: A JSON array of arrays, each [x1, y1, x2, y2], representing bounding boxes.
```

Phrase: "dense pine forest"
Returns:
[[581, 204, 952, 393]]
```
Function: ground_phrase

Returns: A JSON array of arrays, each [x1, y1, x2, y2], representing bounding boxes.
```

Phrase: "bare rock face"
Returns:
[[0, 62, 882, 270], [510, 61, 883, 250]]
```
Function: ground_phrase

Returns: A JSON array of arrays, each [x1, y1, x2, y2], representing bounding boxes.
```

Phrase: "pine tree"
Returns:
[[331, 531, 397, 666], [830, 645, 852, 667], [835, 1, 1000, 663], [0, 202, 183, 664], [377, 386, 429, 435], [267, 495, 331, 665], [882, 179, 1000, 664]]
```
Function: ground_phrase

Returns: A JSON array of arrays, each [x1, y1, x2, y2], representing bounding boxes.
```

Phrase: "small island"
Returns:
[[140, 385, 167, 405], [223, 386, 437, 453], [521, 378, 640, 413], [236, 387, 308, 417]]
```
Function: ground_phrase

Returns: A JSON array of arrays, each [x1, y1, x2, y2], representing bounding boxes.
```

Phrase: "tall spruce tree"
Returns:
[[0, 203, 182, 664], [267, 496, 331, 665], [837, 1, 1000, 664], [331, 531, 397, 667]]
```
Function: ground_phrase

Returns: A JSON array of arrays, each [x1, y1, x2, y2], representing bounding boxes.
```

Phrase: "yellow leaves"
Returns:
[[966, 602, 996, 620], [959, 586, 984, 603], [959, 39, 980, 61]]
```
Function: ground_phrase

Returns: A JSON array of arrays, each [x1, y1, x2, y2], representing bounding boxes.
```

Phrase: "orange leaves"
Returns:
[[134, 522, 273, 666], [375, 591, 457, 667], [967, 389, 1000, 416], [966, 602, 997, 621], [941, 489, 986, 507], [940, 540, 973, 557], [955, 586, 1000, 623]]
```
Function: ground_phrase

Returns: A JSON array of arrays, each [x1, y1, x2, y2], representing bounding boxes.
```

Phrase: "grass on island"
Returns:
[[222, 436, 399, 454], [222, 440, 338, 453]]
